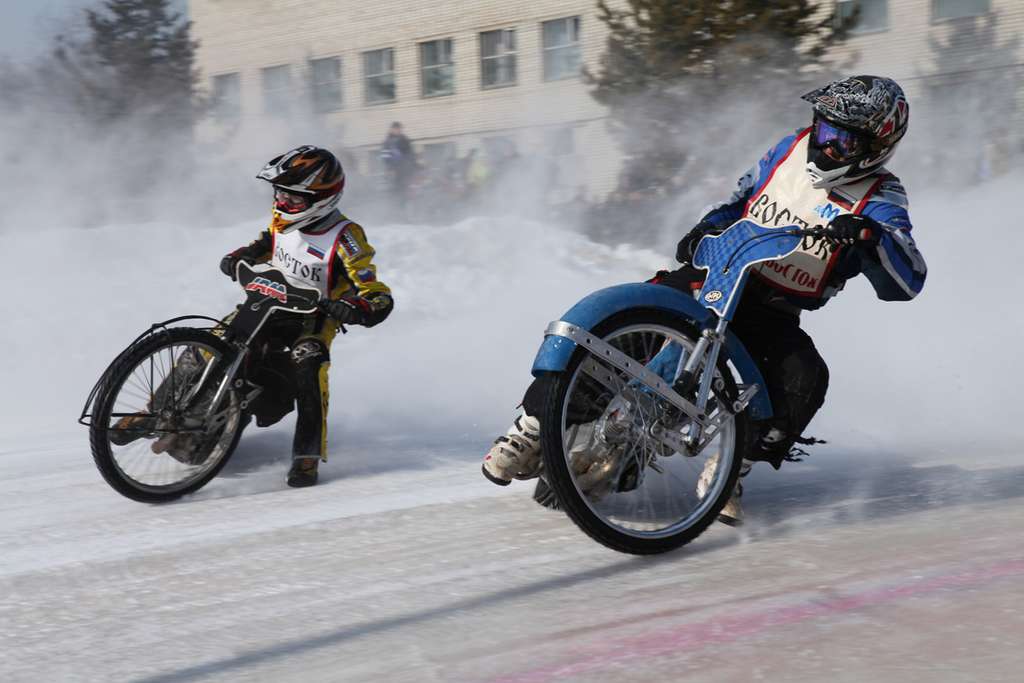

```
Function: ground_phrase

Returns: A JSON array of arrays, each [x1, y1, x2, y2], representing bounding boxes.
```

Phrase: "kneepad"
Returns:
[[291, 338, 330, 368]]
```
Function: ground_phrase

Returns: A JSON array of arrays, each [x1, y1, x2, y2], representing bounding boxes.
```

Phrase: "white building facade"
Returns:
[[191, 0, 621, 199], [191, 0, 1023, 198]]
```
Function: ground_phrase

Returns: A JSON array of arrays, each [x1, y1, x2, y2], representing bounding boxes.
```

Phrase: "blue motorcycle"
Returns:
[[531, 219, 828, 554]]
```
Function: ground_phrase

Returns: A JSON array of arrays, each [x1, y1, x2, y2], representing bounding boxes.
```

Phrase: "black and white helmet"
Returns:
[[257, 146, 345, 234], [802, 75, 909, 189]]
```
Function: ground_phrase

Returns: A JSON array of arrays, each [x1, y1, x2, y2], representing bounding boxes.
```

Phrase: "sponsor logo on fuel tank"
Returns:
[[703, 290, 723, 303], [246, 277, 288, 303]]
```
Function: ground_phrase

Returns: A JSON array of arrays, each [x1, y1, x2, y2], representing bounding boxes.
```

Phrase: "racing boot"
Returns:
[[481, 414, 542, 486], [696, 454, 753, 526], [287, 456, 320, 488], [151, 433, 179, 455], [108, 413, 155, 446]]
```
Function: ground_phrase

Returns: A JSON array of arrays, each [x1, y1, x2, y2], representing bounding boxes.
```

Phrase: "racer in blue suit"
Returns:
[[482, 76, 927, 525]]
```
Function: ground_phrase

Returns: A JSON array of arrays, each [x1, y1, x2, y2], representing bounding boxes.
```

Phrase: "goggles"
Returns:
[[812, 117, 867, 160], [274, 188, 311, 214]]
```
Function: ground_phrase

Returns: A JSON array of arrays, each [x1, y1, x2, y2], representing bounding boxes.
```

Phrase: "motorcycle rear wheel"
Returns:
[[90, 327, 245, 503]]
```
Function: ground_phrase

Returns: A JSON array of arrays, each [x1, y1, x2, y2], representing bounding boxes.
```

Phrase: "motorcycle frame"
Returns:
[[81, 263, 322, 433], [532, 221, 820, 454]]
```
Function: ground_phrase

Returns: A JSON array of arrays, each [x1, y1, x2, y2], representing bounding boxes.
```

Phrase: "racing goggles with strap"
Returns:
[[274, 187, 312, 214], [812, 116, 869, 160]]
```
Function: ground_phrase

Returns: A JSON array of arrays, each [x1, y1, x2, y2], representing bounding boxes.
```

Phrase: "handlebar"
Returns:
[[791, 227, 829, 238]]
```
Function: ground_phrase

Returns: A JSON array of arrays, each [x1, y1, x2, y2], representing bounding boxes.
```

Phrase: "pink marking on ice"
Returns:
[[491, 558, 1024, 683]]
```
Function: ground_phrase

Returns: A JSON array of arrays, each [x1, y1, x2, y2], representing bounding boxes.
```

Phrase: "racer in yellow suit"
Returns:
[[219, 146, 393, 487]]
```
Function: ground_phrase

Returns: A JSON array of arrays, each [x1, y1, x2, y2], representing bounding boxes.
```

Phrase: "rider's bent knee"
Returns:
[[291, 338, 329, 368]]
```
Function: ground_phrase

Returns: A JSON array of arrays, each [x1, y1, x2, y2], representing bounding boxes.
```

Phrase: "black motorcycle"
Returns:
[[81, 263, 324, 503]]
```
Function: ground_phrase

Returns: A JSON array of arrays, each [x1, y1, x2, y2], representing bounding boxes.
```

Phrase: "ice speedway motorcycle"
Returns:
[[531, 219, 832, 555], [80, 263, 327, 503]]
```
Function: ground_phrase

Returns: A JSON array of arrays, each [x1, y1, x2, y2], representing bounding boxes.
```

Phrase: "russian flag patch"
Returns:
[[306, 245, 326, 259]]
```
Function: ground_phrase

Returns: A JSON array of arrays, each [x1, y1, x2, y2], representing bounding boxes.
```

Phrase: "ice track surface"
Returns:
[[3, 179, 1023, 680], [1, 431, 1022, 682]]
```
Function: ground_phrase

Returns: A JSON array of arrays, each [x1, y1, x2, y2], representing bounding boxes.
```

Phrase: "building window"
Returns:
[[211, 72, 240, 121], [261, 64, 291, 116], [542, 16, 581, 81], [932, 0, 990, 21], [480, 29, 517, 89], [310, 56, 342, 112], [837, 0, 889, 33], [363, 48, 396, 105], [420, 39, 454, 98]]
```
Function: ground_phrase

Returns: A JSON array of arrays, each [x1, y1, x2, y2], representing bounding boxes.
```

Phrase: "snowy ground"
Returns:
[[2, 431, 1022, 682], [1, 177, 1022, 680]]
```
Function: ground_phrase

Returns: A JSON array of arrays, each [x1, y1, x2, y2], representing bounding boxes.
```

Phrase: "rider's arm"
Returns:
[[227, 230, 273, 263], [327, 222, 394, 327], [697, 132, 801, 228], [857, 178, 927, 302]]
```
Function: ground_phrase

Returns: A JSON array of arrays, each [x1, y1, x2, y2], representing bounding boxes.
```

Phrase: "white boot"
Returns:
[[482, 414, 542, 486], [696, 454, 753, 526]]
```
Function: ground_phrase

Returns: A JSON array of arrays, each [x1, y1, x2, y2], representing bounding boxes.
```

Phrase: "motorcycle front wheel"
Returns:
[[539, 309, 751, 555], [89, 327, 245, 503]]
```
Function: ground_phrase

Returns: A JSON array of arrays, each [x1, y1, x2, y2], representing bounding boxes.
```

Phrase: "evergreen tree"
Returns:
[[54, 0, 198, 131], [588, 0, 849, 193]]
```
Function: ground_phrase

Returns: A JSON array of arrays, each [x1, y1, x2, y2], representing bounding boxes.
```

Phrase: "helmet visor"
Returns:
[[812, 117, 866, 160], [274, 188, 311, 214]]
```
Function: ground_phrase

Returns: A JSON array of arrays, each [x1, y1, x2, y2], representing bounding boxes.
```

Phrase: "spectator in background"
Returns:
[[380, 122, 418, 209], [463, 148, 490, 192]]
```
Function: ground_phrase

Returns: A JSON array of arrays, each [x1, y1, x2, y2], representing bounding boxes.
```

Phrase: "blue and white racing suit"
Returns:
[[698, 128, 927, 308], [659, 129, 927, 460]]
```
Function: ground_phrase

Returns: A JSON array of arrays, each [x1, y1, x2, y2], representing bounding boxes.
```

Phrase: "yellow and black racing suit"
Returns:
[[225, 210, 393, 461]]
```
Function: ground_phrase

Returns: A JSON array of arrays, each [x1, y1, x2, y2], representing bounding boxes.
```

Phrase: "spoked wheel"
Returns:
[[90, 328, 245, 503], [540, 309, 752, 555]]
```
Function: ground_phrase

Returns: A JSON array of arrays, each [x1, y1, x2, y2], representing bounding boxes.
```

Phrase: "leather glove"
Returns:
[[319, 297, 368, 325], [219, 253, 253, 281], [675, 221, 723, 264], [825, 214, 881, 247]]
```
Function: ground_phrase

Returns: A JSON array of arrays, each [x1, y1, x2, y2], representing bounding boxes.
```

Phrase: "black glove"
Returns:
[[675, 221, 723, 264], [825, 214, 881, 247], [319, 297, 367, 325], [219, 253, 252, 281]]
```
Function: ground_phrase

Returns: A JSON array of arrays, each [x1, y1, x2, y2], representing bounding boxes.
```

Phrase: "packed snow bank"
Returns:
[[1, 216, 663, 442], [2, 174, 1019, 455]]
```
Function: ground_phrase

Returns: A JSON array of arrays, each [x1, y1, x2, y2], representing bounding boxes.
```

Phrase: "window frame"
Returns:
[[309, 56, 343, 113], [931, 0, 991, 22], [260, 64, 292, 116], [835, 0, 890, 34], [541, 16, 582, 81], [363, 47, 397, 106], [419, 38, 455, 99], [211, 72, 241, 122], [479, 28, 518, 90]]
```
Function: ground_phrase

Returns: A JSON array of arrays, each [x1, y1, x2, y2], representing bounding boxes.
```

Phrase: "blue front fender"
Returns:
[[530, 282, 773, 420]]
